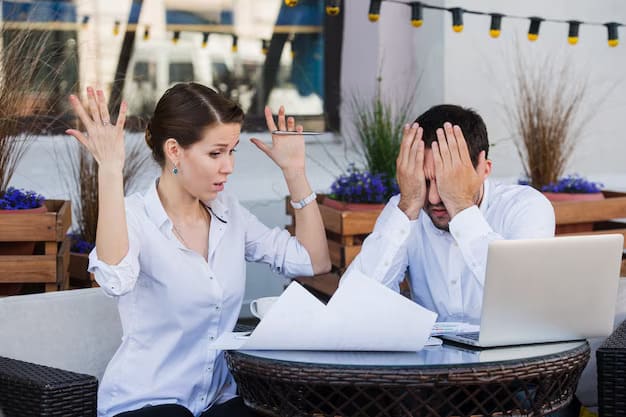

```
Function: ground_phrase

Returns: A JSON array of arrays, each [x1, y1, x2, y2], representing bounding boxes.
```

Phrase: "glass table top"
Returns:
[[236, 340, 587, 368]]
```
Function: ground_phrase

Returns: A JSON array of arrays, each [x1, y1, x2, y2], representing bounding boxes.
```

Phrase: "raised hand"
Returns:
[[431, 122, 486, 218], [396, 123, 426, 220], [65, 87, 127, 171], [250, 105, 306, 175]]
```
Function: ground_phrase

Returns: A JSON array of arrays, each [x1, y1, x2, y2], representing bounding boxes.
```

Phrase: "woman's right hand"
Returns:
[[65, 87, 127, 171]]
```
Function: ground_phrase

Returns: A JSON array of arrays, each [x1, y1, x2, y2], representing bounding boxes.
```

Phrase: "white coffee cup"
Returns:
[[250, 296, 279, 319]]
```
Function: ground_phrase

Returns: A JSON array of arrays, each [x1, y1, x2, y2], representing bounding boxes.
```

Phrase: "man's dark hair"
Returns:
[[415, 104, 489, 167]]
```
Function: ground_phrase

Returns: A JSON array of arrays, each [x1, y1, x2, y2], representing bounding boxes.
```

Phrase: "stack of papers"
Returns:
[[431, 322, 480, 336], [211, 269, 438, 351]]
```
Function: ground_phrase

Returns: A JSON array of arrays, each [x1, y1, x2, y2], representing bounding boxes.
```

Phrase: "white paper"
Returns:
[[211, 269, 438, 351]]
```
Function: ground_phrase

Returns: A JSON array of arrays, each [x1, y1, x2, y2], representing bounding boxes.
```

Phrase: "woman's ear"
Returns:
[[163, 138, 180, 164]]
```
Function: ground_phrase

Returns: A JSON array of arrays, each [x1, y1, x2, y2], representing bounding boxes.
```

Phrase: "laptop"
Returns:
[[441, 234, 623, 347]]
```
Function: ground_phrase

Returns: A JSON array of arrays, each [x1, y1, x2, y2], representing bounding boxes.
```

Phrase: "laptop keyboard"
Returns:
[[461, 332, 480, 341]]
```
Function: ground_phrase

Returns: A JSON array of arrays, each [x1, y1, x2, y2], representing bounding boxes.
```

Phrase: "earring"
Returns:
[[172, 164, 179, 175]]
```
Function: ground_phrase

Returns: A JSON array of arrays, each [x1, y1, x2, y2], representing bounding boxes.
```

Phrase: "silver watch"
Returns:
[[290, 192, 317, 209]]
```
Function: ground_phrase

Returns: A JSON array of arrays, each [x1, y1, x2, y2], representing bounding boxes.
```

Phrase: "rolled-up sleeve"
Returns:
[[242, 205, 313, 278], [346, 195, 417, 289], [87, 209, 141, 297]]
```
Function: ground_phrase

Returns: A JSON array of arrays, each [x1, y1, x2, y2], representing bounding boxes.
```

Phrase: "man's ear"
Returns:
[[476, 150, 492, 179]]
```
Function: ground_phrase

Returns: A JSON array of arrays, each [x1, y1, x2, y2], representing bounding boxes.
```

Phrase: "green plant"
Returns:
[[331, 78, 414, 202], [349, 80, 414, 181]]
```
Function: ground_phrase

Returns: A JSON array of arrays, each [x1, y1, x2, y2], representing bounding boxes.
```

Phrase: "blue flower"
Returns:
[[518, 175, 604, 194], [0, 187, 45, 210], [328, 164, 397, 204], [68, 233, 95, 254]]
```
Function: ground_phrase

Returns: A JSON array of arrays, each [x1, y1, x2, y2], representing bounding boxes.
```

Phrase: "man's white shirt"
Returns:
[[346, 179, 555, 323]]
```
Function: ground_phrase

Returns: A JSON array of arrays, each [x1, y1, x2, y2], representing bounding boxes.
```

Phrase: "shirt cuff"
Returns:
[[449, 205, 493, 244], [88, 249, 138, 296], [379, 201, 417, 245]]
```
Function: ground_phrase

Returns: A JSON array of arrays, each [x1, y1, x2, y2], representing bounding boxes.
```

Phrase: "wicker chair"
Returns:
[[0, 317, 255, 417], [0, 356, 98, 417], [597, 318, 626, 417]]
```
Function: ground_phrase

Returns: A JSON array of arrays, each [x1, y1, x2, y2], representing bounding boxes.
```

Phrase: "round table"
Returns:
[[225, 340, 590, 417]]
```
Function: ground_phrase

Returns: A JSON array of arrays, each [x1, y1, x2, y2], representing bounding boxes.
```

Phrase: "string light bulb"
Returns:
[[143, 25, 150, 41], [606, 22, 620, 47], [81, 16, 90, 29], [368, 0, 382, 22], [172, 31, 180, 44], [261, 39, 270, 55], [326, 0, 340, 16], [231, 35, 238, 52], [285, 0, 297, 6], [527, 17, 543, 41], [410, 2, 423, 28], [489, 14, 502, 38], [113, 20, 120, 36], [202, 32, 209, 48], [567, 21, 580, 45], [450, 8, 464, 33]]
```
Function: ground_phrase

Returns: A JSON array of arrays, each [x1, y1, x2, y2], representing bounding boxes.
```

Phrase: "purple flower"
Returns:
[[328, 164, 398, 204], [0, 187, 45, 210]]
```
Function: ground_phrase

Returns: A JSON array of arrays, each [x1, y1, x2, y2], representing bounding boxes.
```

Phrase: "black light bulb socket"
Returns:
[[568, 21, 580, 38], [490, 14, 502, 31], [451, 8, 463, 27], [528, 17, 543, 36]]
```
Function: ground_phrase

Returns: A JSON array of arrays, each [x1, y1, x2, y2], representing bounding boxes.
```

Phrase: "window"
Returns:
[[125, 0, 343, 131]]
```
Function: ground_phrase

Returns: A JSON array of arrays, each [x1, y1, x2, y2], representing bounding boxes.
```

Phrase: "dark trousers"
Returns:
[[114, 397, 257, 417]]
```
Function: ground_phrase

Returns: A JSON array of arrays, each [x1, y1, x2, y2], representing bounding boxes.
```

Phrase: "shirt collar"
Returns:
[[203, 195, 230, 224], [479, 178, 491, 214], [144, 177, 170, 229], [143, 177, 230, 228]]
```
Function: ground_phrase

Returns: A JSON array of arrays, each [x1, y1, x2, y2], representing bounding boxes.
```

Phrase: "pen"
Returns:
[[271, 130, 323, 136]]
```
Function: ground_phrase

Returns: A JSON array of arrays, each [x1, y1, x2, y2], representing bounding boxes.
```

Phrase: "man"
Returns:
[[346, 104, 555, 323]]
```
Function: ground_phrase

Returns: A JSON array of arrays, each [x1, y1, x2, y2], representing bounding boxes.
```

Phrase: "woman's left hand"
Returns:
[[250, 106, 306, 174]]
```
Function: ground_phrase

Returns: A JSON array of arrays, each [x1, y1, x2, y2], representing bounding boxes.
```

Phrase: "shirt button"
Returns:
[[209, 276, 214, 280], [209, 336, 215, 341], [215, 305, 221, 311], [451, 280, 458, 285]]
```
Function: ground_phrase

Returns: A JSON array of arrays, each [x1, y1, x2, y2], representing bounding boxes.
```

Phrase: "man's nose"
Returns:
[[428, 181, 442, 205]]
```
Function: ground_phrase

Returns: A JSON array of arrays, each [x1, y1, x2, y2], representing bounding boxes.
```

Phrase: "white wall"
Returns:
[[342, 0, 626, 182]]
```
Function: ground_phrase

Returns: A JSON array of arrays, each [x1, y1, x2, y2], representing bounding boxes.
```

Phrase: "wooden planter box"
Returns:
[[286, 195, 382, 272], [552, 190, 626, 275], [0, 200, 72, 292], [69, 251, 98, 288]]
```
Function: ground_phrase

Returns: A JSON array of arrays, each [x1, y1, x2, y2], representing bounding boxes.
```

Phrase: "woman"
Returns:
[[66, 83, 331, 417]]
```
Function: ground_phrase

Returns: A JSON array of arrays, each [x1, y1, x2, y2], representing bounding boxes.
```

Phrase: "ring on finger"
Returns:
[[102, 120, 111, 126]]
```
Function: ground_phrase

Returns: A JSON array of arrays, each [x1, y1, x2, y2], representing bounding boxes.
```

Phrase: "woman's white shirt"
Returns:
[[89, 179, 313, 417]]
